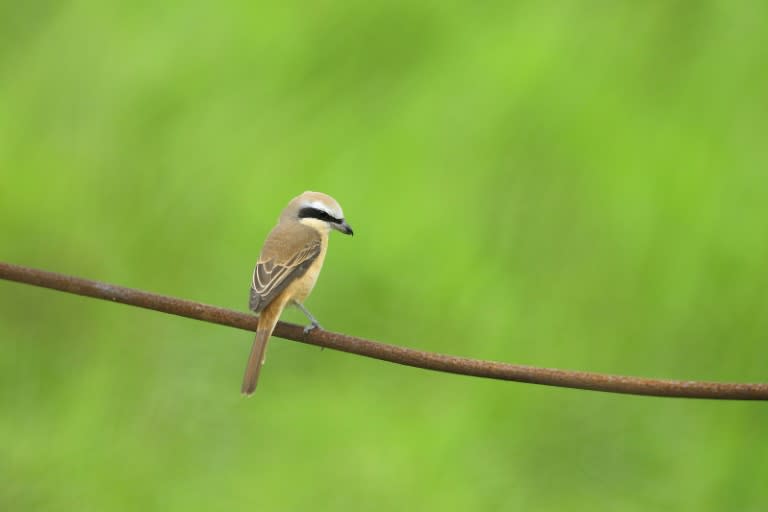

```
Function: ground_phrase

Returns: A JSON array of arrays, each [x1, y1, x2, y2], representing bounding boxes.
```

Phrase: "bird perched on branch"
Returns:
[[241, 191, 354, 394]]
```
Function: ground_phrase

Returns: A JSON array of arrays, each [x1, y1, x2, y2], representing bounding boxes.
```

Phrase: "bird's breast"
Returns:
[[286, 237, 328, 304]]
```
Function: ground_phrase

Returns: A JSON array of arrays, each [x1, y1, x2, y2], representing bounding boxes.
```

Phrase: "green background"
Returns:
[[2, 1, 767, 510]]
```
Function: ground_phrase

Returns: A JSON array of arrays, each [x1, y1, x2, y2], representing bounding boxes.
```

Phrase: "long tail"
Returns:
[[241, 300, 283, 395]]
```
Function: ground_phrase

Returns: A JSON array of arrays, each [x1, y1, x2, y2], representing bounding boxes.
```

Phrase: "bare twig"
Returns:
[[1, 261, 766, 400]]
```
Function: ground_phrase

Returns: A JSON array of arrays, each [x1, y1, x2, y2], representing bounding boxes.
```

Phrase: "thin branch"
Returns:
[[1, 261, 766, 400]]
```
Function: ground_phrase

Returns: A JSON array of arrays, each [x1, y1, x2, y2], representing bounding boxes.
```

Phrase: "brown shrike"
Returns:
[[241, 191, 353, 394]]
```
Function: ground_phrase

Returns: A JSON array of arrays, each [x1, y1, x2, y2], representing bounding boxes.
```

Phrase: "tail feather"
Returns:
[[241, 302, 282, 395]]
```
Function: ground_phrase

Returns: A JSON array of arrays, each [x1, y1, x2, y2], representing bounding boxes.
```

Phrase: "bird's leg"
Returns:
[[294, 301, 322, 333]]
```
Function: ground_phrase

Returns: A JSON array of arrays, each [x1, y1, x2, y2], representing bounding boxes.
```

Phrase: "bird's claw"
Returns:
[[303, 321, 321, 334]]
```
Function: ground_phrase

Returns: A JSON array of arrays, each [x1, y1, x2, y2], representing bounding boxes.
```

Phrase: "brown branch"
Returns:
[[1, 260, 766, 400]]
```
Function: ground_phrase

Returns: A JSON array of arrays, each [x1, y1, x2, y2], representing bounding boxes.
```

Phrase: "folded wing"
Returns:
[[249, 235, 321, 313]]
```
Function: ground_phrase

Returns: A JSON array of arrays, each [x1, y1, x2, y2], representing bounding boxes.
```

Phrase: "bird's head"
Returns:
[[283, 191, 353, 235]]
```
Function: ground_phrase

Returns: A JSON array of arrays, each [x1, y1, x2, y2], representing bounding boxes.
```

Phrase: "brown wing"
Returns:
[[249, 229, 321, 313]]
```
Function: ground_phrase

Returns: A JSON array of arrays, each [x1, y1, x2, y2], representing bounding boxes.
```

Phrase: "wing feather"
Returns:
[[249, 237, 321, 313]]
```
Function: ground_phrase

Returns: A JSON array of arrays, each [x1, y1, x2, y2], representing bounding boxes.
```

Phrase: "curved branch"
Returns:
[[1, 261, 766, 400]]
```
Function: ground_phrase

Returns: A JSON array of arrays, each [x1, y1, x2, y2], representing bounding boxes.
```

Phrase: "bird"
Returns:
[[241, 191, 353, 394]]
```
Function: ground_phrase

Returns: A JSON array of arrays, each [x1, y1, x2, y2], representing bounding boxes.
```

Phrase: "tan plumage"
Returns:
[[241, 191, 353, 395]]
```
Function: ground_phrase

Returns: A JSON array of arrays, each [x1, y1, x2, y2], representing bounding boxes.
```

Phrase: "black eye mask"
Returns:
[[298, 207, 343, 224]]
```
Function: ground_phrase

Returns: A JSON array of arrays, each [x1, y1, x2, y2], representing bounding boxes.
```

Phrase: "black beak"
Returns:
[[334, 220, 353, 236]]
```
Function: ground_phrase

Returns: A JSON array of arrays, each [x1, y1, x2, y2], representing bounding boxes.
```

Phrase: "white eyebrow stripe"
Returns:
[[306, 200, 343, 218]]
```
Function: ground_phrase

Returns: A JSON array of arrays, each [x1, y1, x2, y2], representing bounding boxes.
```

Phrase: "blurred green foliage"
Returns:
[[2, 1, 767, 510]]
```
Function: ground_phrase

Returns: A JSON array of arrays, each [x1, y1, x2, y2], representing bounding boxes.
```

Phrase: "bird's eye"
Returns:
[[298, 207, 342, 224]]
